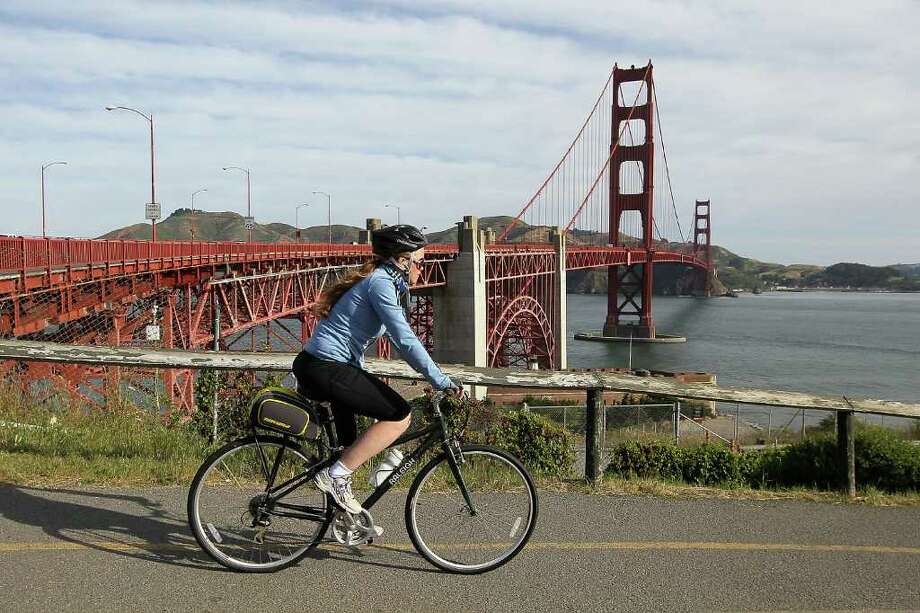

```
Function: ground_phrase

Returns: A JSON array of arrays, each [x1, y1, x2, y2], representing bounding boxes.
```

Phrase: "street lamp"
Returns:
[[295, 203, 310, 243], [384, 203, 401, 225], [223, 166, 252, 242], [40, 161, 68, 238], [312, 190, 332, 247], [191, 188, 207, 212], [105, 105, 158, 241]]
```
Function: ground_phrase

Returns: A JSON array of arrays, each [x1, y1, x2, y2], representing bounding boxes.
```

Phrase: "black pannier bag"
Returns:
[[250, 387, 320, 439]]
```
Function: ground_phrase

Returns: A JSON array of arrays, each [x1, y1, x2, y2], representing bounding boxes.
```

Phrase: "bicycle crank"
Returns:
[[331, 510, 383, 546]]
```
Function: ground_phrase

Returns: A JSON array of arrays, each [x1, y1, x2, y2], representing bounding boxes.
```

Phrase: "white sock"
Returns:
[[328, 460, 353, 480]]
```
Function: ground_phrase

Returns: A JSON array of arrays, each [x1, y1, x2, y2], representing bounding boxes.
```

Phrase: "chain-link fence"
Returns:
[[522, 400, 920, 449]]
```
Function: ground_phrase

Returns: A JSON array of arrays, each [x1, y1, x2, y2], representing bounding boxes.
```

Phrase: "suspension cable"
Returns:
[[653, 84, 686, 243], [498, 67, 615, 242], [564, 64, 652, 234]]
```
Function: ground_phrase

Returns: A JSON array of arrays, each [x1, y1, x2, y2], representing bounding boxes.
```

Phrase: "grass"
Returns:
[[0, 388, 211, 487]]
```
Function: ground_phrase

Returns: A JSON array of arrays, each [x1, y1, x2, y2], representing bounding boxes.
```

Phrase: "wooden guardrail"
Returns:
[[2, 339, 918, 495]]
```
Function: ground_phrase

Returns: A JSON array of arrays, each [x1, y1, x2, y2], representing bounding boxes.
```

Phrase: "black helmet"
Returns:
[[371, 224, 427, 258]]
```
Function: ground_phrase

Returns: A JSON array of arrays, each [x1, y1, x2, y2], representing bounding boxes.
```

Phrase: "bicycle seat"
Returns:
[[293, 386, 333, 423]]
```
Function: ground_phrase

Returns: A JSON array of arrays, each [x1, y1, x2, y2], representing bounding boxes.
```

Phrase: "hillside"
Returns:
[[97, 208, 361, 244]]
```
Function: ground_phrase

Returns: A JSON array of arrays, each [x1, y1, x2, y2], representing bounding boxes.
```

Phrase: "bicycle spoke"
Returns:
[[408, 447, 536, 573], [190, 439, 330, 572]]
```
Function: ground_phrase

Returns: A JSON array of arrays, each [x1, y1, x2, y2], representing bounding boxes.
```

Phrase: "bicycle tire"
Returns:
[[405, 444, 538, 574], [187, 435, 331, 572]]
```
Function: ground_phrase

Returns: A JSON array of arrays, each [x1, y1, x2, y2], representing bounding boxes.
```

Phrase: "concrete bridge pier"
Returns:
[[550, 227, 567, 370], [358, 218, 382, 244], [432, 216, 487, 397]]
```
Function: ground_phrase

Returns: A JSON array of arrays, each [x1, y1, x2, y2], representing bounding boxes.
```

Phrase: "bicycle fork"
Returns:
[[445, 442, 478, 516]]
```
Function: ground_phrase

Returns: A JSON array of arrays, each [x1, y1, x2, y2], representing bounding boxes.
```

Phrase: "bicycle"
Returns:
[[187, 385, 538, 574]]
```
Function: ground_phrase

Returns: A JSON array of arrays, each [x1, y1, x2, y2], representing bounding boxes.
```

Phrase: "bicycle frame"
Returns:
[[255, 393, 475, 517]]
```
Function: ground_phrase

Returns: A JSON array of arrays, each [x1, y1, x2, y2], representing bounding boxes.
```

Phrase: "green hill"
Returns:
[[97, 209, 361, 244]]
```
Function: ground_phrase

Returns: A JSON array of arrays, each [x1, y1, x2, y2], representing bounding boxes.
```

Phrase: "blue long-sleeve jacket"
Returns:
[[305, 264, 452, 390]]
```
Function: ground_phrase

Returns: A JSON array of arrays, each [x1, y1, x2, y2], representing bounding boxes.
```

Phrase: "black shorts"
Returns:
[[292, 350, 411, 446]]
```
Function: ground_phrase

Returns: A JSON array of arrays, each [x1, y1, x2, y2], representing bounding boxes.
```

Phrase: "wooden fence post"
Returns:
[[837, 410, 856, 497], [585, 388, 605, 482]]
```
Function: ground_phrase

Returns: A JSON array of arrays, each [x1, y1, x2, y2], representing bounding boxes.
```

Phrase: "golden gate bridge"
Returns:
[[0, 62, 713, 413]]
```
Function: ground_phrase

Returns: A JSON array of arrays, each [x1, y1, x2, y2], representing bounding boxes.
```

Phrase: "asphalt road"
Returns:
[[0, 484, 918, 612]]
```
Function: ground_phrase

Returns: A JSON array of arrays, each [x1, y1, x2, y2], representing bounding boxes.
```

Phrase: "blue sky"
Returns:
[[1, 1, 917, 265]]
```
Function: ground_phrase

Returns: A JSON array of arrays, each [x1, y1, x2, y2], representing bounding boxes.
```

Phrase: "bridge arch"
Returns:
[[487, 295, 555, 370]]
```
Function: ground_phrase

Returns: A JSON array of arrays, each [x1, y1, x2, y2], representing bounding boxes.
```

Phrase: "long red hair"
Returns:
[[311, 258, 384, 318]]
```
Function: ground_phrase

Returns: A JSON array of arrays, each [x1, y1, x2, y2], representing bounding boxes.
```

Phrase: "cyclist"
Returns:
[[293, 224, 463, 515]]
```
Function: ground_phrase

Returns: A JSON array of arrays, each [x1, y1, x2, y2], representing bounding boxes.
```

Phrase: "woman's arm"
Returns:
[[367, 274, 453, 390]]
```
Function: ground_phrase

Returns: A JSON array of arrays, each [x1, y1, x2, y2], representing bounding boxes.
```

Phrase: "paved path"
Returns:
[[0, 484, 918, 612]]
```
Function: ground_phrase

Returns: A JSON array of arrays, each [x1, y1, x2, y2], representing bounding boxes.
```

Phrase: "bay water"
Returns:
[[566, 292, 920, 429]]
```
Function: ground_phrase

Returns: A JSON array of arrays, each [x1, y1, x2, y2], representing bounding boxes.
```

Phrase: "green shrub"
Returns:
[[851, 426, 920, 491], [606, 426, 920, 493], [191, 371, 283, 442], [606, 440, 683, 481], [486, 409, 574, 477], [681, 444, 744, 486]]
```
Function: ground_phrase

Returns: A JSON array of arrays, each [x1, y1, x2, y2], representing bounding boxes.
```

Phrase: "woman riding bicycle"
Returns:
[[293, 224, 463, 515]]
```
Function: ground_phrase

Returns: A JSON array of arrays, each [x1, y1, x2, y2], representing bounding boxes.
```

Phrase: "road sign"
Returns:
[[145, 325, 161, 341], [244, 216, 255, 231], [145, 203, 161, 221]]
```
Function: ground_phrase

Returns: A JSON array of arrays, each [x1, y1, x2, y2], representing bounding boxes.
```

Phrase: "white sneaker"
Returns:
[[314, 468, 363, 515]]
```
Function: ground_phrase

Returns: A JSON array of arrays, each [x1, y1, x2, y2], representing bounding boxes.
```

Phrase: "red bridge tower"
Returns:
[[693, 199, 712, 295], [604, 63, 656, 339]]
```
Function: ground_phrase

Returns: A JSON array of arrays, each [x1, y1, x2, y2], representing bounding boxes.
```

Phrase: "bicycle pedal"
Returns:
[[372, 525, 384, 537]]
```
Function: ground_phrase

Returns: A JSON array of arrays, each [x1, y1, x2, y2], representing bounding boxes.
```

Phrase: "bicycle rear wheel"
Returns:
[[405, 444, 538, 574], [187, 435, 331, 572]]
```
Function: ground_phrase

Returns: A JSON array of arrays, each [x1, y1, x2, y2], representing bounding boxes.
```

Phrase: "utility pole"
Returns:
[[313, 190, 332, 249], [223, 166, 252, 242], [106, 106, 158, 241], [40, 161, 68, 237]]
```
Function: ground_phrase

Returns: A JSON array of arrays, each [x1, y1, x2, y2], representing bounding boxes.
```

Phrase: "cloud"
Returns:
[[0, 0, 917, 265]]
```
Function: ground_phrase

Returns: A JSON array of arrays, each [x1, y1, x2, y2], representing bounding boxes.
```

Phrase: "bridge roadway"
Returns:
[[1, 484, 917, 611]]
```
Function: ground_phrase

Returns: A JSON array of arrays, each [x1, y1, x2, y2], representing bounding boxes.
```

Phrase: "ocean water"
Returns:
[[566, 292, 920, 426]]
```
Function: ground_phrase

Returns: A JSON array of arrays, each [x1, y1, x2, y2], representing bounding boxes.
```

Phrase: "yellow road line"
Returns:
[[1, 540, 919, 555]]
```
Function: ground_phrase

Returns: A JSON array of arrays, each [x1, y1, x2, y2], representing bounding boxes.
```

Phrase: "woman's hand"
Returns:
[[447, 377, 468, 400]]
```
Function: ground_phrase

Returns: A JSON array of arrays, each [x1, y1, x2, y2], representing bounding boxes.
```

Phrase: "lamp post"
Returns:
[[223, 166, 252, 242], [312, 190, 332, 247], [105, 105, 158, 241], [40, 161, 68, 238], [191, 188, 207, 212], [384, 203, 401, 225], [295, 203, 310, 243]]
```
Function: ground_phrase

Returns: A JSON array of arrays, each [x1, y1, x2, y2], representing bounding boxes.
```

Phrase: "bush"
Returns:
[[606, 440, 683, 481], [681, 444, 744, 486], [606, 426, 920, 493], [191, 371, 284, 442], [486, 409, 574, 477]]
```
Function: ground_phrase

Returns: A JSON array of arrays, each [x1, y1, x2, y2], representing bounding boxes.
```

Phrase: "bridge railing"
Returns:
[[1, 339, 917, 495], [0, 235, 460, 275]]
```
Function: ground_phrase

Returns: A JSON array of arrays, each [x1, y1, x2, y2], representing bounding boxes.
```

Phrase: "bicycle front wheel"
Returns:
[[188, 435, 331, 572], [405, 444, 538, 574]]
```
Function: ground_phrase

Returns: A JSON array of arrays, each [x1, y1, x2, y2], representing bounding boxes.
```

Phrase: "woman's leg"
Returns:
[[294, 351, 412, 469], [340, 414, 411, 469], [335, 368, 413, 468]]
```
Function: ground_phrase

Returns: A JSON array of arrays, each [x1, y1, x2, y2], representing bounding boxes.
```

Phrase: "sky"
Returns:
[[1, 1, 917, 266]]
